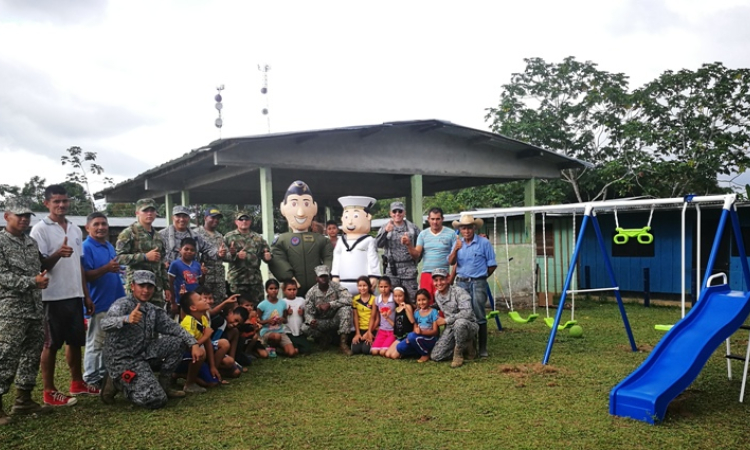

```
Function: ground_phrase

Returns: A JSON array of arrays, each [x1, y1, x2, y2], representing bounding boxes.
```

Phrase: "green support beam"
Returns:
[[165, 194, 173, 226], [409, 174, 424, 229], [259, 168, 274, 280]]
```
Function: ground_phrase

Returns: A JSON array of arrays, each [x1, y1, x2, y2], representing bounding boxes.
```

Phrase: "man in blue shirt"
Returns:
[[82, 212, 126, 388], [448, 214, 497, 358]]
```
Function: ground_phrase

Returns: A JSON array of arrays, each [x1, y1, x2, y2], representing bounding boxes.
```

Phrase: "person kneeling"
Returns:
[[101, 271, 203, 409]]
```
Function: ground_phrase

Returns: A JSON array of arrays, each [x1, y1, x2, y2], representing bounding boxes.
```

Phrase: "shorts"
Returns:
[[260, 332, 292, 348], [176, 354, 220, 385], [44, 298, 86, 349], [371, 329, 395, 351]]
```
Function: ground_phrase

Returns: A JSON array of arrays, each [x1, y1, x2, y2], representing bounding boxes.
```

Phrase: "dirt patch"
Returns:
[[617, 343, 654, 353], [665, 389, 703, 419], [496, 362, 564, 379], [416, 415, 435, 423]]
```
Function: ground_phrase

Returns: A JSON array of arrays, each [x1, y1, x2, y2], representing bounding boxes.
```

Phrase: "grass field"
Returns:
[[2, 298, 750, 449]]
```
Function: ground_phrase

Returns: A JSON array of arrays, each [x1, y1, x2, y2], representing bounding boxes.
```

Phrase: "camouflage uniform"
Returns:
[[375, 220, 420, 300], [116, 223, 170, 305], [301, 281, 352, 338], [102, 294, 197, 409], [160, 226, 216, 267], [196, 226, 227, 301], [430, 285, 478, 362], [0, 228, 44, 396], [224, 230, 270, 303]]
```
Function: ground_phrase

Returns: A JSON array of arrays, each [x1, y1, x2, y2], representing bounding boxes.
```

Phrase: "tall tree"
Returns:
[[61, 146, 113, 211]]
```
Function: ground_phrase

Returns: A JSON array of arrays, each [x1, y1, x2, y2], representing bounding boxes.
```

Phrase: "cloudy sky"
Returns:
[[1, 0, 749, 194]]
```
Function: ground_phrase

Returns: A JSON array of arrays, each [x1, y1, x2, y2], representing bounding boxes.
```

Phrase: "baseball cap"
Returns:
[[235, 210, 252, 220], [172, 205, 190, 216], [204, 206, 222, 217], [431, 268, 449, 278], [135, 198, 157, 212], [390, 201, 405, 212], [4, 197, 34, 215], [314, 265, 330, 276], [133, 270, 156, 286]]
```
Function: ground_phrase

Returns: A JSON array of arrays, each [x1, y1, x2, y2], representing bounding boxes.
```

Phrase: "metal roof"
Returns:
[[97, 119, 590, 209]]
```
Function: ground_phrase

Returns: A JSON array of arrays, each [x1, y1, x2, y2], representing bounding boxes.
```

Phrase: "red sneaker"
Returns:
[[70, 381, 101, 396], [43, 390, 78, 407]]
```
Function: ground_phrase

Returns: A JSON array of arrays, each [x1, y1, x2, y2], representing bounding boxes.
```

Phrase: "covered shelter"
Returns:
[[98, 119, 589, 243]]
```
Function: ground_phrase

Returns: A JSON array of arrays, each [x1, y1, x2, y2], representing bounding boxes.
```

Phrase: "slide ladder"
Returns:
[[610, 284, 750, 424], [725, 325, 750, 402]]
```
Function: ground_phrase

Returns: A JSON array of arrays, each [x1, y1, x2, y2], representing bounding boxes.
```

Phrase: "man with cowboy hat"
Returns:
[[448, 213, 497, 358]]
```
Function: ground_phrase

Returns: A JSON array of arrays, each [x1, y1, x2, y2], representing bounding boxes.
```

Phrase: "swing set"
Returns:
[[461, 194, 736, 364]]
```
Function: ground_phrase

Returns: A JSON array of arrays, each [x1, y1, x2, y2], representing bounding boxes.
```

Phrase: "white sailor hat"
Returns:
[[338, 196, 376, 213]]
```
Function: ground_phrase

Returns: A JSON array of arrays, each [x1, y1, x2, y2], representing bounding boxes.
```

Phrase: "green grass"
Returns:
[[3, 299, 750, 449]]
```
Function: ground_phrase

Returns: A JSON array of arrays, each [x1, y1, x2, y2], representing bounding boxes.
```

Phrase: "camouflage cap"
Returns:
[[4, 197, 35, 215], [314, 265, 330, 276], [235, 210, 252, 220], [431, 268, 449, 278], [390, 201, 405, 212], [135, 198, 157, 212], [132, 270, 156, 286], [172, 205, 190, 216]]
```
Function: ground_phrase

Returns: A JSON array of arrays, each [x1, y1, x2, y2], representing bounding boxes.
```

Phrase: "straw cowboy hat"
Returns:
[[452, 214, 483, 229]]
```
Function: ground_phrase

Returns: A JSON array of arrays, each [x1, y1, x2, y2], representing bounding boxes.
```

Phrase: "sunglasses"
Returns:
[[392, 209, 404, 214], [237, 217, 252, 222]]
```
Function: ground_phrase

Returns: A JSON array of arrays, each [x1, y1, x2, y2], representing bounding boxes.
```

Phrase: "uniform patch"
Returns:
[[303, 235, 315, 242], [291, 236, 300, 246]]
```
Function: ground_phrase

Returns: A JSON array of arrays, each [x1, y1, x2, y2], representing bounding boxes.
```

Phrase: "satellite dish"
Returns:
[[215, 94, 222, 102], [215, 118, 223, 128], [215, 102, 223, 111], [261, 87, 267, 94], [262, 108, 268, 115]]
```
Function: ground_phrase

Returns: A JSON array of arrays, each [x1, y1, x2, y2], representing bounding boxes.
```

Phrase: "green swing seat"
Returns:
[[506, 311, 539, 324], [654, 324, 673, 331], [544, 317, 577, 330]]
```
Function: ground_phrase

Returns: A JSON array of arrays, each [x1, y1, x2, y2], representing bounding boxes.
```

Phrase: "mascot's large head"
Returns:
[[338, 196, 376, 239], [280, 180, 318, 233]]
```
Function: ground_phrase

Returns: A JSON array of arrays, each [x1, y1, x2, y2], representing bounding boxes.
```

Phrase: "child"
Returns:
[[351, 276, 375, 355], [386, 287, 414, 359], [395, 289, 440, 362], [176, 291, 213, 393], [200, 288, 242, 378], [257, 279, 298, 357], [281, 280, 310, 354], [369, 276, 395, 356], [168, 238, 205, 313], [238, 297, 268, 359]]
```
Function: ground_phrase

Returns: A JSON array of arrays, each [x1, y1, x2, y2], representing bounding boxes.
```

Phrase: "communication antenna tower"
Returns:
[[258, 64, 271, 133], [214, 84, 225, 138]]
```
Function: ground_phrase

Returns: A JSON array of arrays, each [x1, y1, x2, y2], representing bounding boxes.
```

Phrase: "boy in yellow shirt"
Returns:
[[178, 291, 216, 393]]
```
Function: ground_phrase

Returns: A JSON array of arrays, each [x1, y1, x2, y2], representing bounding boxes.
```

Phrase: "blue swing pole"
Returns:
[[591, 212, 637, 352], [542, 208, 591, 365], [728, 204, 750, 290], [700, 207, 730, 293], [486, 286, 502, 330]]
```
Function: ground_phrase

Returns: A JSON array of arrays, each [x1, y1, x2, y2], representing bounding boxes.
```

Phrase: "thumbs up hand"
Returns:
[[129, 303, 143, 324], [57, 236, 73, 258], [229, 241, 237, 256], [218, 241, 227, 258], [145, 247, 161, 262], [35, 270, 49, 289], [108, 258, 120, 273]]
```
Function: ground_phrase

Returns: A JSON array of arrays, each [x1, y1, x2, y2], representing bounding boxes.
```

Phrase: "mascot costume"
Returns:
[[269, 181, 334, 296], [331, 196, 380, 295]]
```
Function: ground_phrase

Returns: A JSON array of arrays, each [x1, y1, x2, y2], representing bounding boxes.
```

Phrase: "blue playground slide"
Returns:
[[610, 284, 750, 424]]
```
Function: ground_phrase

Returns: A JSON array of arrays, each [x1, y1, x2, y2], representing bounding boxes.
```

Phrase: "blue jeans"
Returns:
[[457, 278, 489, 325], [83, 312, 107, 385]]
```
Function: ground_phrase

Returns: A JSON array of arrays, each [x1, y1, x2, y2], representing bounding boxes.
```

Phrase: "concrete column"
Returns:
[[409, 174, 424, 229], [180, 190, 190, 206], [524, 178, 536, 243], [259, 167, 274, 280], [165, 194, 173, 226]]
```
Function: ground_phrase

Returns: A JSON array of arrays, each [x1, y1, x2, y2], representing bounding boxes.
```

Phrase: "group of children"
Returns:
[[165, 236, 446, 393]]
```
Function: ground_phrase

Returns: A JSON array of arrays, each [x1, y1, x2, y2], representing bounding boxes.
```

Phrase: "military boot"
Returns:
[[466, 339, 477, 361], [158, 375, 186, 399], [100, 375, 118, 405], [478, 323, 489, 358], [340, 334, 353, 356], [10, 389, 50, 416], [450, 345, 465, 368]]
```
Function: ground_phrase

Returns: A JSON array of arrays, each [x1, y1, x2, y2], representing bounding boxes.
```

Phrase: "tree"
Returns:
[[61, 146, 113, 211]]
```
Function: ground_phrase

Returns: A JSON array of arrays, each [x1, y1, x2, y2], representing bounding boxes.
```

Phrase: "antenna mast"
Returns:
[[258, 64, 271, 133]]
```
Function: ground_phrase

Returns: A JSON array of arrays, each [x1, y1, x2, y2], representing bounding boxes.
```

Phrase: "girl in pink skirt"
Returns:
[[369, 276, 395, 356]]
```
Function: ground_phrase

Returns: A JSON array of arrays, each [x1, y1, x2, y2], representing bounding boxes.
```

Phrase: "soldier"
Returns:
[[0, 197, 51, 424], [196, 206, 229, 302], [375, 201, 420, 300], [160, 205, 216, 267], [302, 265, 353, 355], [116, 198, 172, 307], [100, 270, 203, 409], [224, 211, 272, 304], [269, 181, 334, 296], [429, 268, 478, 368]]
